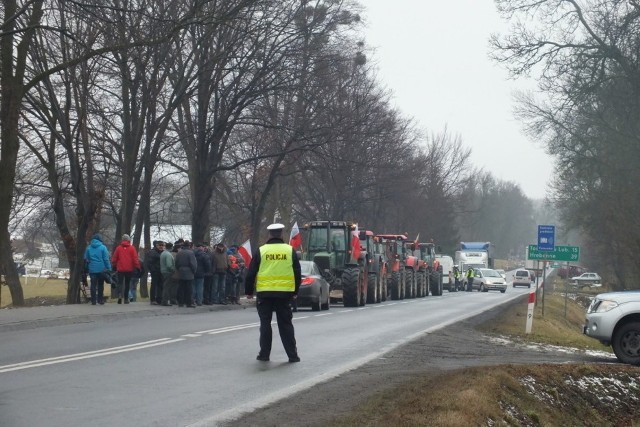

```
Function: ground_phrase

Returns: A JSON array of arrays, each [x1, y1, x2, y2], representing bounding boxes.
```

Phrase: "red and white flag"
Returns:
[[351, 224, 361, 261], [289, 221, 302, 249], [238, 239, 252, 266]]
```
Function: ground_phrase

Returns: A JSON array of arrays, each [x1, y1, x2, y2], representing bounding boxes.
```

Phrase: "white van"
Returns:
[[435, 254, 454, 290]]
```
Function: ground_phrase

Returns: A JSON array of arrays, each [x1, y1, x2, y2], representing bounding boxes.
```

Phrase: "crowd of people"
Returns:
[[83, 234, 245, 307]]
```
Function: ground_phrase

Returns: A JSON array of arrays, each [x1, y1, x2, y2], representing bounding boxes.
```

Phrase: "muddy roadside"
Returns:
[[222, 296, 614, 427]]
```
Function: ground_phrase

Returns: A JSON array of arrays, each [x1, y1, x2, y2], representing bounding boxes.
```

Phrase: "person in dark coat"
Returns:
[[174, 241, 197, 307], [144, 240, 164, 305], [202, 243, 214, 305], [245, 223, 301, 363], [193, 243, 212, 306], [212, 243, 229, 304]]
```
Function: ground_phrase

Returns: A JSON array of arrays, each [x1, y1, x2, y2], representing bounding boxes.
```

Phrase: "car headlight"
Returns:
[[590, 300, 619, 313]]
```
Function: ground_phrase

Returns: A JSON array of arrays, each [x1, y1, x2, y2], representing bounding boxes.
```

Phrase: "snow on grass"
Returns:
[[487, 334, 615, 360]]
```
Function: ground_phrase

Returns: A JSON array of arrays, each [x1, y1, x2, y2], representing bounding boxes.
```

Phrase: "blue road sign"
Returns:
[[537, 225, 555, 251]]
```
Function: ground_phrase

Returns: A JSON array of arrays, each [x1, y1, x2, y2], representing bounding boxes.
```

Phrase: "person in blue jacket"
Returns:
[[84, 233, 112, 305]]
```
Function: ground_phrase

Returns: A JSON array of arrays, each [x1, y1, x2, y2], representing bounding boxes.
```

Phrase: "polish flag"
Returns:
[[289, 221, 302, 249], [351, 224, 361, 261], [238, 239, 252, 266]]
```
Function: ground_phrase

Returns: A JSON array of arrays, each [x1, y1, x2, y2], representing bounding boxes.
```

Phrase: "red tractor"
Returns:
[[405, 240, 428, 298], [417, 242, 443, 296], [374, 234, 420, 300], [358, 229, 384, 304]]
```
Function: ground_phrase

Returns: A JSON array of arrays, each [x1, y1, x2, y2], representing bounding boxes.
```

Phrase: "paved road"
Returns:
[[0, 287, 533, 426]]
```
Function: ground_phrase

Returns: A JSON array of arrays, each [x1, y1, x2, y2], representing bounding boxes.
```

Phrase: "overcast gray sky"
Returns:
[[362, 1, 553, 200]]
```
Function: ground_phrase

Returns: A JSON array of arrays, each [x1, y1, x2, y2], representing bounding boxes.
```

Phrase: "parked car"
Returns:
[[295, 260, 331, 311], [472, 268, 507, 293], [584, 291, 640, 365], [512, 269, 532, 288], [571, 272, 601, 288]]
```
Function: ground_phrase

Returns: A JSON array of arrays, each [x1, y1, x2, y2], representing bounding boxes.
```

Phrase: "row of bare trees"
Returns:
[[491, 0, 640, 288], [2, 0, 537, 305]]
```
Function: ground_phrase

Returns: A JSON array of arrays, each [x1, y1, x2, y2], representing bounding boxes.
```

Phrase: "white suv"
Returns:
[[584, 291, 640, 365], [512, 269, 531, 288]]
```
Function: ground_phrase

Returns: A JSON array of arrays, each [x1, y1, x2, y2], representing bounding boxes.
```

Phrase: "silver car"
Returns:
[[583, 291, 640, 365], [472, 268, 507, 293]]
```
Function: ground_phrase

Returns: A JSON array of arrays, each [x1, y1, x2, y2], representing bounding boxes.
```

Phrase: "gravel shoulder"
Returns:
[[222, 296, 614, 427]]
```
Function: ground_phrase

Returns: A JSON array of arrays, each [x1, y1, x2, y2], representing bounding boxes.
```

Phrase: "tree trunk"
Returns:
[[0, 86, 25, 306], [191, 176, 213, 245]]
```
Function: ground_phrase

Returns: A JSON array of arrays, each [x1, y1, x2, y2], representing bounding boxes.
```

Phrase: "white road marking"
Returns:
[[2, 296, 454, 375], [196, 323, 260, 334], [0, 338, 185, 373]]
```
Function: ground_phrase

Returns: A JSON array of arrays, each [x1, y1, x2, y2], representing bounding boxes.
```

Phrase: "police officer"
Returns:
[[245, 223, 302, 363], [466, 267, 475, 292], [453, 266, 461, 291]]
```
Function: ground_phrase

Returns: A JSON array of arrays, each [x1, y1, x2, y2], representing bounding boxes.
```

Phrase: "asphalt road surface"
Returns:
[[1, 287, 536, 426]]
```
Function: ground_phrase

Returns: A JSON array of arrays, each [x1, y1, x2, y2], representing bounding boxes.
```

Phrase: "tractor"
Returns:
[[405, 240, 428, 298], [374, 234, 419, 300], [417, 242, 443, 296], [358, 229, 383, 304], [302, 221, 366, 307]]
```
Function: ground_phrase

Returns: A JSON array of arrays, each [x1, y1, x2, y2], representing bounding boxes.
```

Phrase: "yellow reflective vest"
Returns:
[[256, 243, 295, 292]]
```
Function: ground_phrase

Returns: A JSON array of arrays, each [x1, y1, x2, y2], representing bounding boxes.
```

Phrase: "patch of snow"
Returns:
[[487, 334, 616, 361]]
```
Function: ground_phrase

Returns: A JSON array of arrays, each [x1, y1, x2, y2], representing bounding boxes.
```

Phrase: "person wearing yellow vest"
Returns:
[[245, 223, 302, 363], [466, 267, 475, 292]]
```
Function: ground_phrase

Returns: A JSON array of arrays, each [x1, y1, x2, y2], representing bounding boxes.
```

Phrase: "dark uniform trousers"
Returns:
[[257, 297, 297, 358]]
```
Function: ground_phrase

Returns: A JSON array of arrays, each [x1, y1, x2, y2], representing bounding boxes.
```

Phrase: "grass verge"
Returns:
[[331, 279, 640, 426]]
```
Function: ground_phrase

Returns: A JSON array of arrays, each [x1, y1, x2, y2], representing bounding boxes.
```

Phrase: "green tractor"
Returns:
[[302, 221, 367, 307]]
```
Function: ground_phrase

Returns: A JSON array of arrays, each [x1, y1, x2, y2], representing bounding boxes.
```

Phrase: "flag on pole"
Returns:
[[238, 239, 252, 266], [351, 223, 361, 261], [289, 221, 302, 249]]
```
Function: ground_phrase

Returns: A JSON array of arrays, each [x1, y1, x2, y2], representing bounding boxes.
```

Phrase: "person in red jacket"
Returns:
[[111, 234, 142, 304]]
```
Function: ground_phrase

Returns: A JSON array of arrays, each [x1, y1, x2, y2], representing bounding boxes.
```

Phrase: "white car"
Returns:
[[495, 269, 506, 279], [584, 291, 640, 365], [571, 272, 601, 288], [512, 269, 532, 288]]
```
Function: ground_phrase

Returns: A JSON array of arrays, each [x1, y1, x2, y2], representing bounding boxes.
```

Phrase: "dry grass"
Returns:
[[330, 278, 638, 427], [0, 277, 70, 308]]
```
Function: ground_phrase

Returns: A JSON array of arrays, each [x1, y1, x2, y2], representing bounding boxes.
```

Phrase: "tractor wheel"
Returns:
[[417, 272, 426, 297], [400, 270, 406, 299], [342, 268, 360, 307], [381, 274, 388, 302], [359, 269, 367, 306], [390, 271, 401, 300], [430, 273, 442, 296], [367, 274, 377, 304], [405, 269, 415, 299]]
